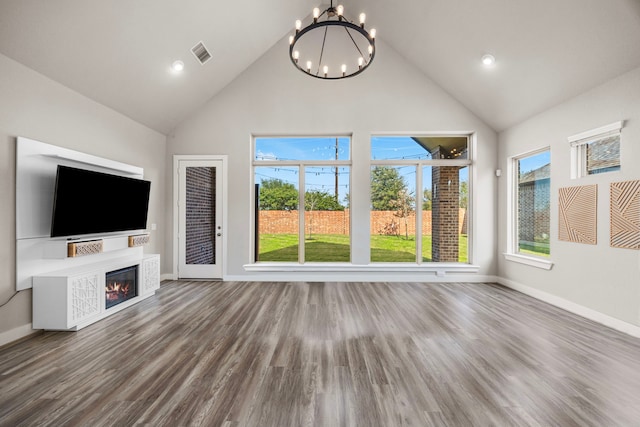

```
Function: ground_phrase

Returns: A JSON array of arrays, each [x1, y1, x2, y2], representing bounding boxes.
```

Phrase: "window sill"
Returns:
[[244, 262, 480, 276], [503, 253, 553, 270]]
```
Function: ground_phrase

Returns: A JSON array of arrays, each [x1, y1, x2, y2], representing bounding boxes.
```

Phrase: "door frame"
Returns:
[[172, 155, 228, 280]]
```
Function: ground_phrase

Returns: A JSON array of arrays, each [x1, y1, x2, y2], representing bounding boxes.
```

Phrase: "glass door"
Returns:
[[178, 159, 223, 278]]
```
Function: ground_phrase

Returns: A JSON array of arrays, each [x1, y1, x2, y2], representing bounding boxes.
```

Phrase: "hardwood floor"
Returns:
[[2, 280, 640, 426]]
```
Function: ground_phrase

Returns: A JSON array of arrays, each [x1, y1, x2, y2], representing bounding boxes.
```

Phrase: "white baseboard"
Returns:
[[223, 273, 499, 283], [496, 276, 640, 339], [0, 324, 35, 348], [160, 273, 176, 281]]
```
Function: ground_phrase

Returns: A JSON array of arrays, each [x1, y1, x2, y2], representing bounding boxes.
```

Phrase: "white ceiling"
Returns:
[[1, 0, 639, 134]]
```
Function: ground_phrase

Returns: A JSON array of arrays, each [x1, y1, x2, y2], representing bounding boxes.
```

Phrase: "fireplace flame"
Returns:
[[106, 282, 131, 301]]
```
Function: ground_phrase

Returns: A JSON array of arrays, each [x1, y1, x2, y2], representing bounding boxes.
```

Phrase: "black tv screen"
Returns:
[[51, 165, 151, 238]]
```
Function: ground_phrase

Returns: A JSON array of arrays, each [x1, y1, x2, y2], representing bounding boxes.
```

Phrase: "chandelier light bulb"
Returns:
[[306, 61, 312, 72], [359, 13, 366, 27], [323, 65, 328, 77], [313, 7, 320, 22], [341, 64, 347, 76], [368, 45, 374, 56], [358, 57, 364, 69], [295, 20, 302, 32], [337, 5, 344, 16], [289, 35, 294, 45], [370, 28, 376, 39], [293, 51, 299, 63]]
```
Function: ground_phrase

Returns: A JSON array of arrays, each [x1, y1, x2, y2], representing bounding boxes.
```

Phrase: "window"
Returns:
[[253, 137, 351, 263], [370, 136, 471, 263], [570, 121, 622, 178], [513, 149, 550, 258]]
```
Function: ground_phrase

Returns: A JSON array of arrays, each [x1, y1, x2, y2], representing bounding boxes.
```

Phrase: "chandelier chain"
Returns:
[[344, 26, 367, 64], [317, 26, 329, 76]]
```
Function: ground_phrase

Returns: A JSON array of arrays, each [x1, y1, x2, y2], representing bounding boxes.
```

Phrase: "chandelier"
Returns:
[[289, 1, 376, 80]]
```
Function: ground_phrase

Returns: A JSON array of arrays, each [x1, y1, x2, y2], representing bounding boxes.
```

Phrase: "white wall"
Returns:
[[167, 38, 498, 280], [0, 53, 167, 346], [498, 66, 640, 327]]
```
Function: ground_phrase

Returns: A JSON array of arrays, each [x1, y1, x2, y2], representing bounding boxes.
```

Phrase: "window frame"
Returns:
[[370, 134, 473, 264], [252, 135, 352, 264], [505, 147, 553, 270], [569, 121, 623, 179], [246, 132, 481, 275]]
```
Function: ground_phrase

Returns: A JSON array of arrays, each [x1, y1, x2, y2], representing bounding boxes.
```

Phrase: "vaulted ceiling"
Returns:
[[1, 0, 639, 135]]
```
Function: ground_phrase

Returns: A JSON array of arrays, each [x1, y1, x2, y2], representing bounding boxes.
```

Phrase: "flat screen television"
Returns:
[[51, 165, 151, 238]]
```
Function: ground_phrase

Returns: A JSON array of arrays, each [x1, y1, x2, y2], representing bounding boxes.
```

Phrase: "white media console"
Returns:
[[33, 253, 160, 331]]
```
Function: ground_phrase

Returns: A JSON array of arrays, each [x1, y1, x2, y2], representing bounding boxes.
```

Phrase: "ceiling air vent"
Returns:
[[191, 41, 212, 65]]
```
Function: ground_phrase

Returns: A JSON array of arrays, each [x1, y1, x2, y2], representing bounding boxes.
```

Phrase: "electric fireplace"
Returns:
[[105, 265, 138, 309]]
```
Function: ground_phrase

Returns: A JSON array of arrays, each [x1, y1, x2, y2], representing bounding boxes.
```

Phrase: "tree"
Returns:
[[305, 190, 344, 211], [304, 190, 344, 238], [370, 166, 408, 210], [459, 181, 468, 210], [423, 189, 432, 211], [258, 178, 298, 210], [390, 188, 415, 239]]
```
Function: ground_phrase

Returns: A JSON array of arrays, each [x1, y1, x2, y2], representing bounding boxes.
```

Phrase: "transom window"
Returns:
[[570, 121, 622, 178]]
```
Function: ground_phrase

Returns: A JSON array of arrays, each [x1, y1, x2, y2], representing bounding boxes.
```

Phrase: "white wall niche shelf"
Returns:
[[40, 153, 141, 175], [15, 137, 153, 291], [16, 137, 161, 332]]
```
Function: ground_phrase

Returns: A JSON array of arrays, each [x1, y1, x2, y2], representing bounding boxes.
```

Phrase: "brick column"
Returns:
[[432, 165, 459, 262]]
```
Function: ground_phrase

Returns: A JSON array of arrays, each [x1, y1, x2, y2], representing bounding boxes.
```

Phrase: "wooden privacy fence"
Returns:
[[259, 209, 467, 235]]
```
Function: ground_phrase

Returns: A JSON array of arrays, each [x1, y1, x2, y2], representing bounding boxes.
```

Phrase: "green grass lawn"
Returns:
[[518, 241, 550, 257], [258, 234, 468, 263]]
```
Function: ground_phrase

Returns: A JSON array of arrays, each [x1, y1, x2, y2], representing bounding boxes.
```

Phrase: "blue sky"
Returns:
[[371, 136, 433, 160], [255, 137, 350, 161], [255, 137, 351, 202], [518, 150, 550, 175]]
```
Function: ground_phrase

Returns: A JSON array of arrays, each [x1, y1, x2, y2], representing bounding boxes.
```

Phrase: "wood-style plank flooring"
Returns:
[[2, 280, 640, 426]]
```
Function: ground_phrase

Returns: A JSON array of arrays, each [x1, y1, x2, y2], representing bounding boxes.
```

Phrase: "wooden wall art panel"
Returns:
[[610, 180, 640, 249], [559, 185, 597, 244]]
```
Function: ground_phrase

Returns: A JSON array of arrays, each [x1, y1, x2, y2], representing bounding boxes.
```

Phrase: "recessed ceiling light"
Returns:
[[481, 54, 496, 67], [171, 60, 184, 72]]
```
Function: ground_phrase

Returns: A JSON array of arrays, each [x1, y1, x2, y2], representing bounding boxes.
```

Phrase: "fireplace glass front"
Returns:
[[105, 265, 138, 309]]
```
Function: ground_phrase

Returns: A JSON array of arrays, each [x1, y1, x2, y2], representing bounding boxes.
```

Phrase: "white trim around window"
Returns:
[[251, 135, 353, 264], [568, 121, 623, 145], [505, 147, 554, 270], [503, 253, 553, 270], [569, 121, 623, 179]]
